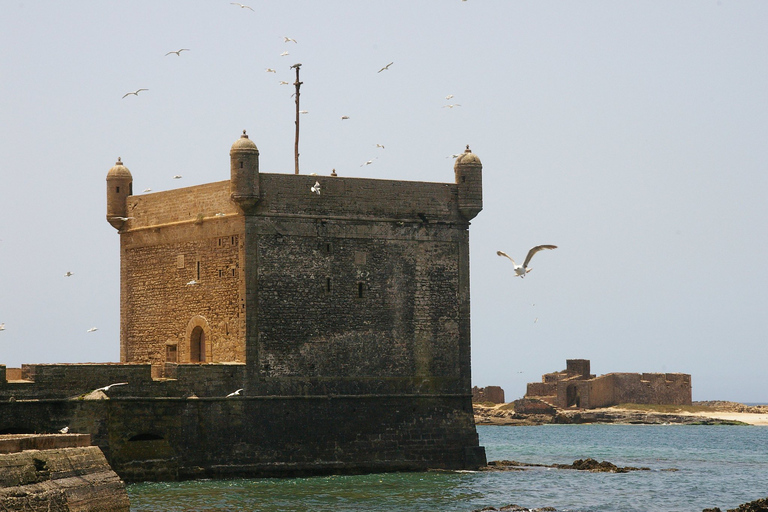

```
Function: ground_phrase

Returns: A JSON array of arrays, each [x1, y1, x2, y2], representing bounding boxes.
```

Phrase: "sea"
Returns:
[[127, 424, 768, 512]]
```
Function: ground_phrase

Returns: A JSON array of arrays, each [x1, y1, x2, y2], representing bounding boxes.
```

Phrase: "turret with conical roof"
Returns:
[[230, 130, 260, 211], [454, 145, 483, 220], [106, 157, 133, 230]]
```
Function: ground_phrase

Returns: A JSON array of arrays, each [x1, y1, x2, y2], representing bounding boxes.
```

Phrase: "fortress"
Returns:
[[0, 132, 487, 480], [525, 359, 692, 409]]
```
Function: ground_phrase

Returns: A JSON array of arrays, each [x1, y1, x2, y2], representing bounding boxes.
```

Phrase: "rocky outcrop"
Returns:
[[485, 458, 656, 473], [0, 434, 130, 512], [704, 496, 768, 512]]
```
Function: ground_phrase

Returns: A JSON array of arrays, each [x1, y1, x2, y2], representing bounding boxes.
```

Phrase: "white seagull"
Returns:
[[110, 216, 134, 222], [299, 110, 308, 114], [186, 279, 198, 286], [94, 382, 128, 393], [0, 323, 5, 331], [280, 51, 289, 57], [59, 426, 69, 434], [341, 115, 350, 120], [122, 89, 148, 99], [443, 104, 462, 108], [226, 388, 244, 397], [376, 143, 385, 149], [497, 245, 557, 278], [445, 94, 454, 100], [378, 62, 393, 73], [230, 2, 254, 10], [266, 68, 276, 73], [143, 188, 152, 193], [310, 181, 321, 195], [86, 327, 98, 333], [64, 271, 74, 277], [165, 48, 190, 56], [279, 80, 290, 85], [173, 175, 182, 179], [283, 36, 297, 43], [361, 158, 377, 167]]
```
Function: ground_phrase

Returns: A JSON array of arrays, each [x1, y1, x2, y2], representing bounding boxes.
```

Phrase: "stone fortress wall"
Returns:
[[525, 359, 692, 409], [0, 134, 487, 481]]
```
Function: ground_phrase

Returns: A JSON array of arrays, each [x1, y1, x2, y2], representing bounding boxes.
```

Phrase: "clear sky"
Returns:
[[1, 1, 767, 402]]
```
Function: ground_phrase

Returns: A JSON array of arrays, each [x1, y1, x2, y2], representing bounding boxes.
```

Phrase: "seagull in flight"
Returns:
[[186, 279, 198, 286], [230, 2, 254, 10], [376, 143, 385, 149], [86, 327, 98, 333], [165, 48, 190, 56], [443, 104, 462, 108], [299, 110, 308, 114], [283, 36, 297, 43], [0, 323, 5, 331], [310, 181, 321, 195], [266, 68, 276, 73], [110, 216, 134, 222], [361, 158, 377, 167], [64, 271, 74, 277], [497, 245, 557, 278], [226, 388, 244, 397], [143, 188, 152, 193], [94, 382, 128, 393], [378, 62, 394, 73], [445, 94, 454, 100], [173, 175, 182, 179], [279, 80, 290, 85], [280, 51, 289, 57], [122, 89, 148, 99], [341, 115, 350, 120]]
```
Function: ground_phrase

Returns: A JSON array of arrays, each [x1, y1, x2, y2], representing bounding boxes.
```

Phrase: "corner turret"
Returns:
[[230, 130, 260, 211], [106, 157, 133, 230], [454, 145, 483, 220]]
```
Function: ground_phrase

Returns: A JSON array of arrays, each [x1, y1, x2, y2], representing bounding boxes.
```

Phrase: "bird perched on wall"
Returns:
[[226, 388, 243, 397], [310, 181, 321, 195], [122, 88, 148, 99], [59, 426, 69, 433], [94, 382, 128, 393], [497, 245, 557, 278]]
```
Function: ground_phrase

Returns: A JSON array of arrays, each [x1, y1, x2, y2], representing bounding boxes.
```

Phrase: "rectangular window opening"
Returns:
[[326, 277, 332, 293], [357, 282, 364, 298], [196, 260, 201, 281], [116, 186, 120, 193]]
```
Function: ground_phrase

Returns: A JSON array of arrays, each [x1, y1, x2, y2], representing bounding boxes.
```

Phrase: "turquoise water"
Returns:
[[128, 425, 768, 511]]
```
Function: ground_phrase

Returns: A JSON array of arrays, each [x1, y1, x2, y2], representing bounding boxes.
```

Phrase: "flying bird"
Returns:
[[443, 104, 462, 108], [0, 323, 5, 331], [280, 51, 289, 57], [447, 153, 462, 159], [266, 68, 276, 73], [86, 327, 98, 333], [230, 2, 254, 10], [279, 81, 290, 85], [173, 175, 182, 179], [165, 48, 190, 56], [122, 89, 148, 99], [299, 110, 308, 114], [378, 62, 393, 73], [64, 271, 74, 277], [186, 280, 198, 286], [94, 382, 128, 393], [341, 115, 350, 120], [226, 388, 244, 397], [110, 216, 134, 222], [143, 188, 152, 193], [376, 144, 385, 149], [283, 36, 297, 43], [310, 181, 321, 195], [445, 94, 454, 100], [361, 158, 377, 167], [496, 245, 557, 278]]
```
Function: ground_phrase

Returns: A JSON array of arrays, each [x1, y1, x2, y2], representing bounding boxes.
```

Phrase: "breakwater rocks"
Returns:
[[484, 458, 665, 473], [704, 496, 768, 512], [0, 434, 130, 512], [474, 399, 750, 425]]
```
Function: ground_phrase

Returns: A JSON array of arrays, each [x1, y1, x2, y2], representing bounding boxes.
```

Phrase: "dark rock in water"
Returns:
[[473, 506, 557, 512], [485, 458, 653, 473], [704, 496, 768, 512]]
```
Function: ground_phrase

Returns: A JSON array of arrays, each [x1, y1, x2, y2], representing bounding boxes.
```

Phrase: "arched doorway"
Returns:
[[190, 326, 205, 362]]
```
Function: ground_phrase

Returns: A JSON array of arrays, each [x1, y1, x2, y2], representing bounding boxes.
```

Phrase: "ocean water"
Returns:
[[127, 425, 768, 512]]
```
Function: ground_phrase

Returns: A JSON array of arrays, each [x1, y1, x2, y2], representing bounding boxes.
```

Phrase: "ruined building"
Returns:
[[0, 132, 487, 480], [525, 359, 692, 409]]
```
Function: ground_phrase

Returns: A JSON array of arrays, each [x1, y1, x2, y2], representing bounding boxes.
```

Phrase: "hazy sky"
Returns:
[[2, 1, 767, 402]]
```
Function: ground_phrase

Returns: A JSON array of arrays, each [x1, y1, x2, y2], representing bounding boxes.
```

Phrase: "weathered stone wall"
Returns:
[[120, 183, 245, 366], [472, 386, 505, 404], [0, 395, 484, 482], [0, 435, 130, 511]]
